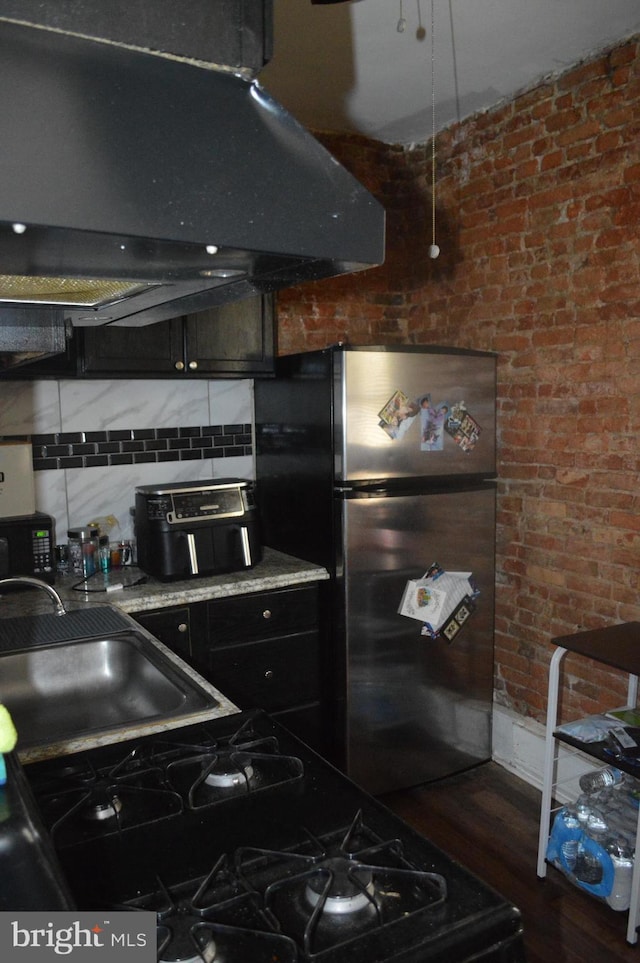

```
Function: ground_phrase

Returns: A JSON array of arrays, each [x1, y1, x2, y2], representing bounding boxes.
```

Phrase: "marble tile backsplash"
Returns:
[[0, 378, 255, 542]]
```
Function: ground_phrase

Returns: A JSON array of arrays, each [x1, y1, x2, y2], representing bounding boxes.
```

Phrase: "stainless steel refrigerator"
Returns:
[[255, 345, 496, 794]]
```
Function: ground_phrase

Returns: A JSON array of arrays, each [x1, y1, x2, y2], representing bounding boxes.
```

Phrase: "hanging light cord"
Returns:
[[429, 0, 440, 258]]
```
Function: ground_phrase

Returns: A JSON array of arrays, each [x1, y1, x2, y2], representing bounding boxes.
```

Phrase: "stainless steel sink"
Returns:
[[0, 630, 218, 749]]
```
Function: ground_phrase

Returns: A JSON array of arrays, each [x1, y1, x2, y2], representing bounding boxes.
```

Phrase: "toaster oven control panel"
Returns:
[[142, 486, 255, 524]]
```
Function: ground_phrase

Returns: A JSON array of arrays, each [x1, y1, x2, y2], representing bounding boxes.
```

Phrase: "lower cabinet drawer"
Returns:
[[207, 632, 319, 712], [207, 585, 319, 645]]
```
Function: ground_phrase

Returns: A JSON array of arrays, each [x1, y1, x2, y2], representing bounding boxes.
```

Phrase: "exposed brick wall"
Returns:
[[276, 37, 640, 726]]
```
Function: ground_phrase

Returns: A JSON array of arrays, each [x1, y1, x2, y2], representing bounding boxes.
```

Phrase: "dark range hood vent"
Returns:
[[0, 6, 385, 340]]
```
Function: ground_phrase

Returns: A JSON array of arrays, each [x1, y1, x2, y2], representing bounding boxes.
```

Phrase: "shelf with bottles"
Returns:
[[553, 711, 640, 781], [546, 761, 639, 913], [541, 725, 635, 850], [537, 622, 640, 945]]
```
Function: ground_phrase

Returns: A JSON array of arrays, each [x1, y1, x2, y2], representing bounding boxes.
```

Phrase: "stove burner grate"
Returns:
[[158, 922, 217, 963], [166, 743, 303, 809], [236, 810, 447, 960], [129, 855, 298, 963], [31, 750, 184, 846], [26, 715, 305, 846]]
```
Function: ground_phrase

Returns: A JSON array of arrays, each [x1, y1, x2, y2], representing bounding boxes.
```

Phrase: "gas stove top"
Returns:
[[24, 711, 525, 963]]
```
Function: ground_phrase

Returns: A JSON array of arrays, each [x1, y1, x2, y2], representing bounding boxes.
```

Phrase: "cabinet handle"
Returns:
[[262, 609, 272, 620], [188, 360, 198, 370], [178, 623, 188, 633], [264, 669, 274, 680], [175, 360, 185, 371]]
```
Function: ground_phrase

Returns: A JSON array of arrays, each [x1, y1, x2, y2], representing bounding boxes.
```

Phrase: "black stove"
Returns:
[[23, 711, 525, 963]]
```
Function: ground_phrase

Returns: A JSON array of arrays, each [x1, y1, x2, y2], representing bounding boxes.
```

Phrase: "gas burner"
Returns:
[[158, 918, 218, 963], [166, 746, 303, 809], [204, 752, 255, 790], [81, 793, 123, 822], [32, 758, 183, 846], [304, 858, 375, 915], [129, 856, 298, 963], [236, 811, 448, 960]]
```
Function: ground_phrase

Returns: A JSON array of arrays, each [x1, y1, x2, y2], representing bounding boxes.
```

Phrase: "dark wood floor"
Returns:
[[381, 762, 639, 963]]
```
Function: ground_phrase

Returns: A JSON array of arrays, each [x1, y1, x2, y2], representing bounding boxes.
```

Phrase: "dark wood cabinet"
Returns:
[[2, 295, 275, 379], [131, 583, 327, 754], [201, 585, 324, 749], [182, 298, 275, 377], [204, 585, 318, 647], [81, 295, 275, 377], [133, 604, 199, 663], [80, 319, 183, 375], [201, 632, 320, 714]]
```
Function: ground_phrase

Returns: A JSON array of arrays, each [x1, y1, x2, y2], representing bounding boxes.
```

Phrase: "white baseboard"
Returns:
[[491, 704, 603, 804], [492, 704, 546, 789]]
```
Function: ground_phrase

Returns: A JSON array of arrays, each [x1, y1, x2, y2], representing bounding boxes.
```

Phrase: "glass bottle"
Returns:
[[67, 526, 99, 578]]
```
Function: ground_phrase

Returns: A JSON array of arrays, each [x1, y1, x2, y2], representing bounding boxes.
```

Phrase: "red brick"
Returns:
[[278, 34, 640, 728]]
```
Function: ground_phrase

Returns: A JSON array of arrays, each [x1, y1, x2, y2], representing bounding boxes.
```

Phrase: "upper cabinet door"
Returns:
[[80, 295, 275, 377], [80, 318, 184, 375], [183, 296, 275, 377]]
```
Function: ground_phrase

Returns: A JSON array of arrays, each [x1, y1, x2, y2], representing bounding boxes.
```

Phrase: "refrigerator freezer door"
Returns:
[[339, 484, 495, 794], [337, 349, 496, 483]]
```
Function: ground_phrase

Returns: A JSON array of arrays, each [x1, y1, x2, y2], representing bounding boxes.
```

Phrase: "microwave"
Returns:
[[0, 512, 56, 584]]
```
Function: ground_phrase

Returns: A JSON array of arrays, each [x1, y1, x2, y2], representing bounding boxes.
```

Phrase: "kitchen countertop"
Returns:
[[0, 547, 329, 618], [0, 548, 329, 764]]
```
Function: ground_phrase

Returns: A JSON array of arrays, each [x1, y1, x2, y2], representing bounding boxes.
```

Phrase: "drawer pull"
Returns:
[[264, 670, 274, 680], [262, 609, 272, 620], [178, 623, 188, 633]]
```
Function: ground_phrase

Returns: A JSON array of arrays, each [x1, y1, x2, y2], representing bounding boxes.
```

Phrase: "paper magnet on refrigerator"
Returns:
[[397, 562, 479, 643]]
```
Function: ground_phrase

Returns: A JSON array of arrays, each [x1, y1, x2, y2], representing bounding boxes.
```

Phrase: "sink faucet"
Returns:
[[0, 577, 67, 616]]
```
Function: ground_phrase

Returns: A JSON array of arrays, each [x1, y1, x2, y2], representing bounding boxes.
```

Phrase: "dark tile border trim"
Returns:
[[0, 425, 252, 471]]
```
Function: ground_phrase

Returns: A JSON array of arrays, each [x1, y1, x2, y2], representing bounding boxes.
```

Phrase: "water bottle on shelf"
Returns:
[[547, 805, 582, 873], [585, 808, 608, 836], [606, 835, 635, 911], [558, 806, 581, 871], [579, 766, 624, 795], [575, 794, 593, 824]]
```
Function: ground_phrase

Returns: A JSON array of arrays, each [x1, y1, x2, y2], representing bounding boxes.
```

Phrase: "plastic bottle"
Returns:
[[575, 794, 593, 824], [559, 807, 581, 871], [586, 807, 609, 836], [605, 835, 634, 911], [547, 805, 583, 873], [579, 766, 624, 795]]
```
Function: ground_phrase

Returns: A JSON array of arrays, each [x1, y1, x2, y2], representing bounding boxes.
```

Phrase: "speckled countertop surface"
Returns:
[[0, 548, 328, 764], [0, 547, 329, 619]]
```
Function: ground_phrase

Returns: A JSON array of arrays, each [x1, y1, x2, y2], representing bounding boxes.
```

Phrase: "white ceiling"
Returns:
[[260, 0, 640, 146]]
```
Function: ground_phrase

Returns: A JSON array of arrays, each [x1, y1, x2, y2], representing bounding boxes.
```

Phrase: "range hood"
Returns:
[[0, 10, 384, 346]]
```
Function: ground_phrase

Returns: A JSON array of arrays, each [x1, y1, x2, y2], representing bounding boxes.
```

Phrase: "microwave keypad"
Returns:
[[31, 527, 53, 573]]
